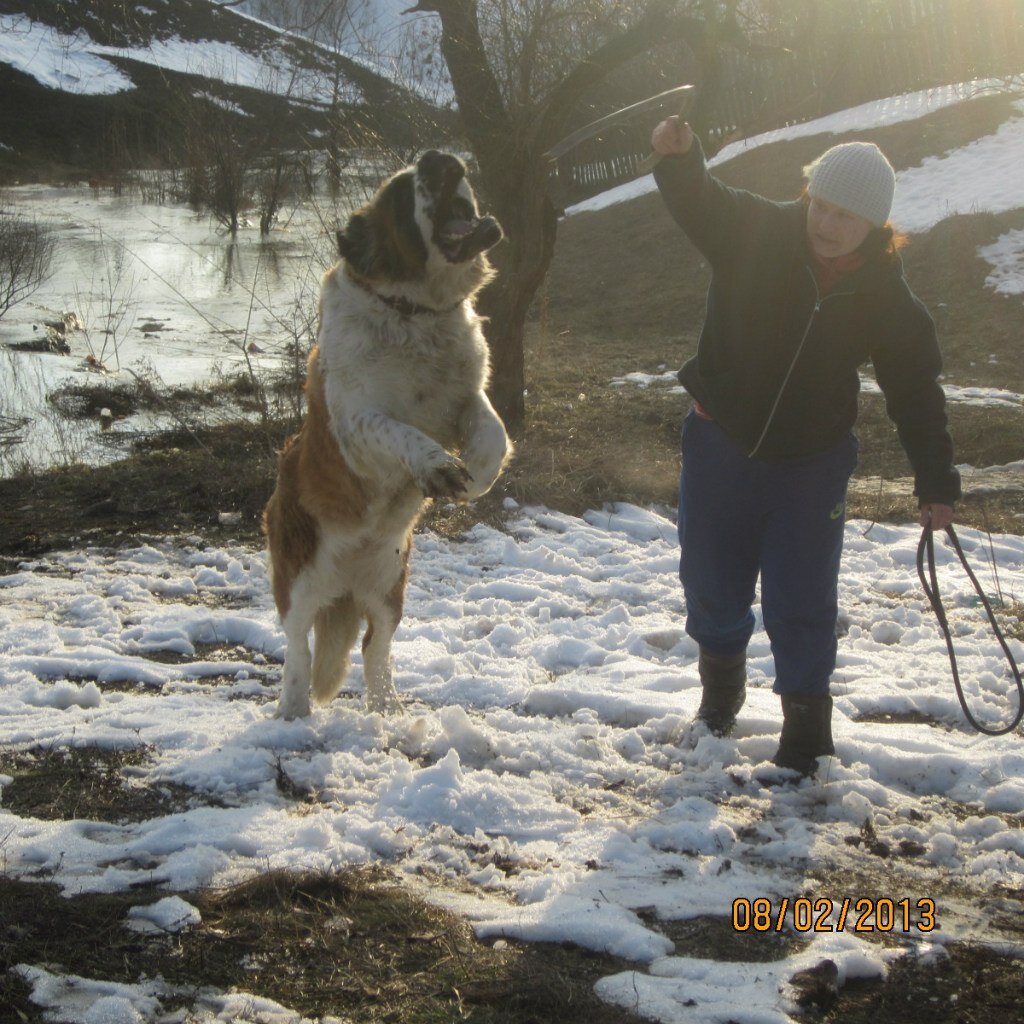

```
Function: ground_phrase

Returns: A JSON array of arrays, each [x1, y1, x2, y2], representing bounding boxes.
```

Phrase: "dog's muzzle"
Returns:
[[417, 150, 503, 263], [439, 215, 502, 262]]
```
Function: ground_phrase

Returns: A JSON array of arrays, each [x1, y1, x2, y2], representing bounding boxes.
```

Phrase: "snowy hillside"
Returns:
[[0, 0, 411, 101], [0, 0, 438, 169]]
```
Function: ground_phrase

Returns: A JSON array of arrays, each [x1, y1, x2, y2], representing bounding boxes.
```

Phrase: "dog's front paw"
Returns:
[[458, 452, 508, 501], [416, 454, 471, 499]]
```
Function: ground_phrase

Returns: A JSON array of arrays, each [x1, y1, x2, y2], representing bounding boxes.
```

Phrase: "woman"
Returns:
[[650, 117, 960, 776]]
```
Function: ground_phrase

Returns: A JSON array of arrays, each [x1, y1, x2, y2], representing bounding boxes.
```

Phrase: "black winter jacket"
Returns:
[[654, 141, 961, 506]]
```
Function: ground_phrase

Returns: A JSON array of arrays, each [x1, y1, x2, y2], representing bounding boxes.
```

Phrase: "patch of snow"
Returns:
[[0, 15, 133, 95], [979, 228, 1024, 295], [125, 894, 202, 933]]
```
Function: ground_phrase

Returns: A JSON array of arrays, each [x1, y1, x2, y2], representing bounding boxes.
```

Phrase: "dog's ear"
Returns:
[[337, 174, 427, 281], [337, 213, 373, 276]]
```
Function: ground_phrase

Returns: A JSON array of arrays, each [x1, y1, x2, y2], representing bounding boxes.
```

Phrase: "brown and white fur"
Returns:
[[262, 151, 511, 720]]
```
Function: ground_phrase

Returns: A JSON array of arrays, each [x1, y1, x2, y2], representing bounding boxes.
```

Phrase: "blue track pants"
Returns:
[[678, 410, 858, 696]]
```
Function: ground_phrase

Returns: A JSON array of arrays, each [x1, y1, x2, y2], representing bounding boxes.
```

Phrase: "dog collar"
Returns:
[[346, 270, 463, 317]]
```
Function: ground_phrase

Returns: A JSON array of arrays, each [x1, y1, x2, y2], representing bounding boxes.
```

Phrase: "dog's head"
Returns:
[[337, 151, 502, 282]]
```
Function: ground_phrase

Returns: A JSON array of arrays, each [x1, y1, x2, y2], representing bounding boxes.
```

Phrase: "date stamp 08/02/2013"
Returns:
[[732, 897, 938, 934]]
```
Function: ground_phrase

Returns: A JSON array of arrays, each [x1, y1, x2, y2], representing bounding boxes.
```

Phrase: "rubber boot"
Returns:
[[771, 693, 835, 776], [695, 649, 746, 736]]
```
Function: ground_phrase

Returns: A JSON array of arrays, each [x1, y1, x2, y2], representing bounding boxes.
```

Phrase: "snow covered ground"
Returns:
[[2, 504, 1023, 1023]]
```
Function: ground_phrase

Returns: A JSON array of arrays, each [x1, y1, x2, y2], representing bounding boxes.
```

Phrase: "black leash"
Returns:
[[916, 524, 1024, 735]]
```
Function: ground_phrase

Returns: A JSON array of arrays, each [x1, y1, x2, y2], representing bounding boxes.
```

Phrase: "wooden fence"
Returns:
[[553, 0, 1024, 205]]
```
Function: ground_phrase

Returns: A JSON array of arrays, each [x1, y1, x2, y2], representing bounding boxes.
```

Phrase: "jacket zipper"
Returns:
[[747, 268, 854, 459]]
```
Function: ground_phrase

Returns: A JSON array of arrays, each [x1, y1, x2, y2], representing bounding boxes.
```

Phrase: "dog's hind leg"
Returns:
[[277, 578, 326, 719], [312, 595, 361, 706], [361, 614, 401, 714], [360, 551, 409, 715], [278, 613, 314, 719]]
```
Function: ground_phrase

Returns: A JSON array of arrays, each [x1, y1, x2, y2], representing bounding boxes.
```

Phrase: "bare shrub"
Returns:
[[254, 150, 302, 237], [175, 92, 254, 237], [0, 200, 55, 320], [74, 233, 139, 372]]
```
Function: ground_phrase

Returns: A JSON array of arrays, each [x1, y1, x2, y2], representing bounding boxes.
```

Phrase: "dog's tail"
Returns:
[[311, 596, 361, 705]]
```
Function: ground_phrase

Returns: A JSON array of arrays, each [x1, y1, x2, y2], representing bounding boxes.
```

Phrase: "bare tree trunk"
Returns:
[[476, 160, 559, 433]]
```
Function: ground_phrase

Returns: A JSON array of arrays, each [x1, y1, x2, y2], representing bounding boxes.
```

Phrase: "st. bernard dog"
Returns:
[[262, 150, 511, 720]]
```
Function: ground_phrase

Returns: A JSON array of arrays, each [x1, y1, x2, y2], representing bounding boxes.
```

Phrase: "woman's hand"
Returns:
[[919, 503, 955, 530], [651, 117, 694, 157]]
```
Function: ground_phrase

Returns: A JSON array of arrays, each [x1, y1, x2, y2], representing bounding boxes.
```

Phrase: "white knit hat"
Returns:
[[804, 142, 896, 228]]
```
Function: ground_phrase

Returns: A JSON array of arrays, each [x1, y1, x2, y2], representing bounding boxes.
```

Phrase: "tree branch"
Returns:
[[402, 0, 513, 164], [534, 1, 707, 151]]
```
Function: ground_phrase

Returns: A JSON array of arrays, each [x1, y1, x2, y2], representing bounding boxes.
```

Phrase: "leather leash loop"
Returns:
[[916, 524, 1024, 735]]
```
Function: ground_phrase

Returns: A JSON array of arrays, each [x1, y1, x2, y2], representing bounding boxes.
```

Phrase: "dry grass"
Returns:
[[0, 867, 644, 1024], [0, 745, 194, 825], [996, 600, 1024, 642], [3, 858, 1022, 1023]]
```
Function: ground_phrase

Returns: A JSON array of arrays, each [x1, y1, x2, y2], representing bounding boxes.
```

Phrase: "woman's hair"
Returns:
[[858, 223, 909, 260], [800, 188, 908, 260]]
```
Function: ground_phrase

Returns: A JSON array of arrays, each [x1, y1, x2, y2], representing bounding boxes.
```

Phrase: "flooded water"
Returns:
[[0, 183, 343, 473]]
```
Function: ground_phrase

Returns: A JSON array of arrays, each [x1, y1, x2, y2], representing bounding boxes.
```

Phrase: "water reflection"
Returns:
[[213, 239, 292, 291], [0, 184, 342, 473], [4, 186, 332, 323], [221, 241, 243, 289]]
